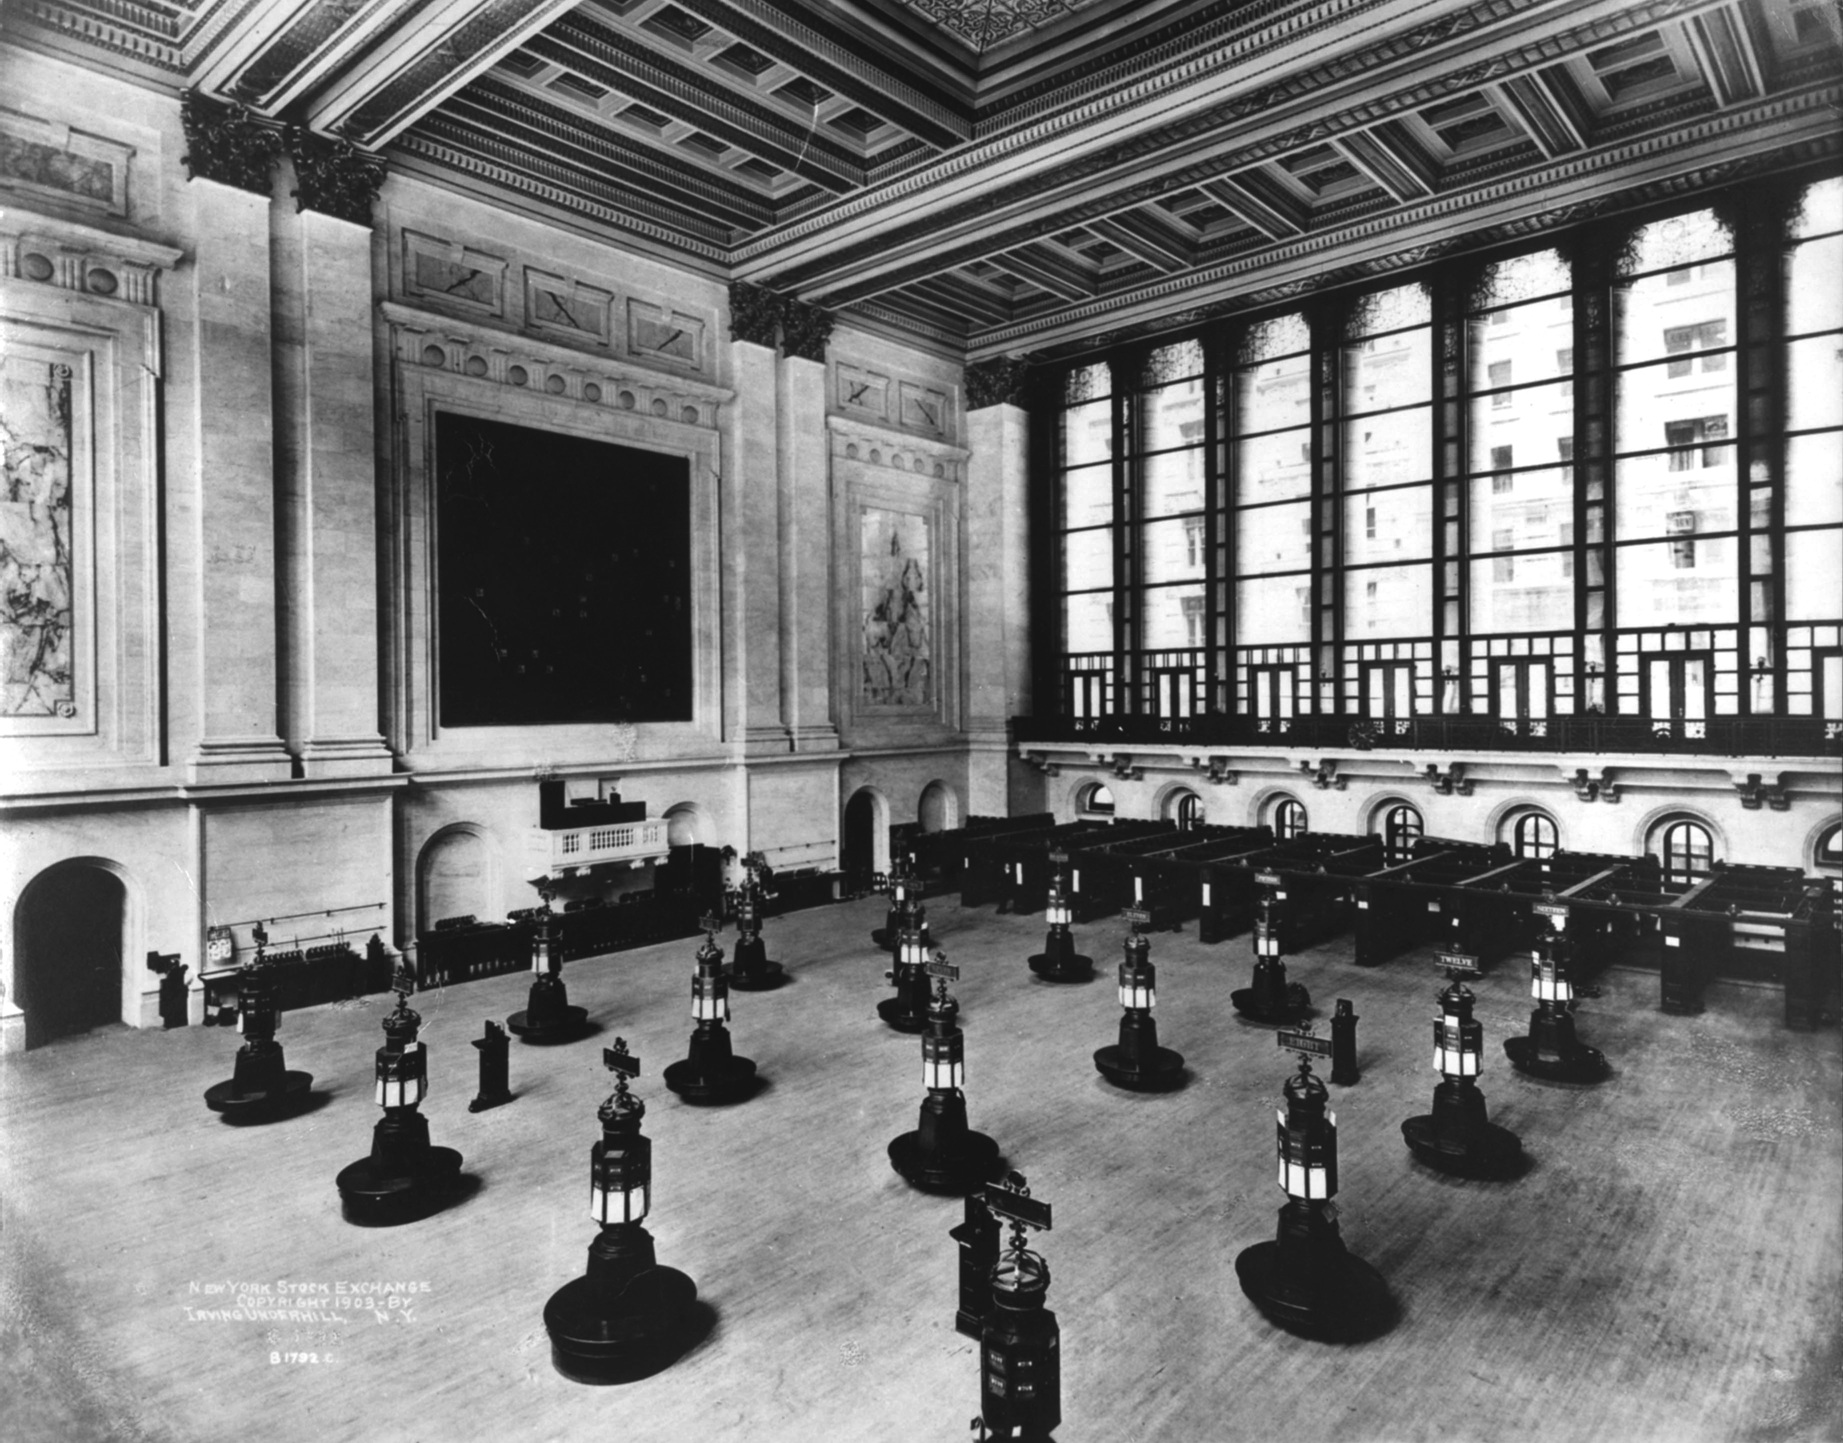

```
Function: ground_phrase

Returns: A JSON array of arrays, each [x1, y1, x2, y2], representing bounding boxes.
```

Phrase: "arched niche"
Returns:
[[12, 858, 135, 1049], [416, 824, 497, 935], [918, 780, 959, 834], [663, 803, 707, 848]]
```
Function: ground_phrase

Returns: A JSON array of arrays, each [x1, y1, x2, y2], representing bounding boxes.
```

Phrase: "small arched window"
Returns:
[[1813, 823, 1841, 901], [1656, 818, 1714, 886], [1273, 799, 1307, 840], [1079, 783, 1116, 817], [1175, 792, 1205, 829], [1511, 811, 1558, 861], [1382, 803, 1423, 863]]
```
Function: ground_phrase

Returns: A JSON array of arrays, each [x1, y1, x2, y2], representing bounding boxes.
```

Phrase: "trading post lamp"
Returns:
[[889, 952, 1001, 1195], [204, 923, 314, 1119], [1027, 851, 1094, 983], [1401, 960, 1524, 1178], [1093, 908, 1185, 1092], [1504, 901, 1609, 1082], [663, 914, 759, 1104]]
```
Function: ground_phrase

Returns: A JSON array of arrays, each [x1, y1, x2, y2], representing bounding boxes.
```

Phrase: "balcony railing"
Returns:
[[1014, 711, 1842, 758]]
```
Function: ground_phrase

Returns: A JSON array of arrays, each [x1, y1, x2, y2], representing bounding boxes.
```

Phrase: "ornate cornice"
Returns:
[[180, 90, 281, 195], [729, 280, 782, 347], [780, 298, 834, 363], [287, 127, 387, 226], [964, 355, 1034, 409]]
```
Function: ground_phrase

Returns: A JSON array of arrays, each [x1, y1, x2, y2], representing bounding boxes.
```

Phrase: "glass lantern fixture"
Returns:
[[375, 1025, 428, 1110], [1118, 933, 1156, 1012], [1434, 982, 1483, 1079], [692, 937, 730, 1024], [1532, 911, 1572, 1005], [590, 1058, 651, 1227], [532, 908, 556, 975], [923, 991, 966, 1093], [1044, 875, 1072, 930], [1277, 1058, 1339, 1203], [898, 916, 931, 971]]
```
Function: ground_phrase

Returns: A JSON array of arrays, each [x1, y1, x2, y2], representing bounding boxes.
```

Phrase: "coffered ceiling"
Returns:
[[8, 0, 1840, 360]]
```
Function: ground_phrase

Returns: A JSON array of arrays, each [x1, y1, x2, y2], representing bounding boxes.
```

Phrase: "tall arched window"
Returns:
[[1511, 811, 1558, 860], [1656, 818, 1714, 886], [1382, 803, 1423, 863], [1273, 798, 1307, 840], [1079, 783, 1116, 817]]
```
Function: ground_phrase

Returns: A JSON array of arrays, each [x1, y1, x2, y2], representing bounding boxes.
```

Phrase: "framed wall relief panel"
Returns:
[[830, 415, 968, 743], [860, 507, 933, 709], [0, 217, 176, 789]]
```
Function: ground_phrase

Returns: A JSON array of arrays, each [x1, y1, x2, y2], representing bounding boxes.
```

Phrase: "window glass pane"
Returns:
[[1344, 563, 1432, 636], [1794, 177, 1843, 239], [1469, 555, 1573, 632], [1786, 529, 1843, 619], [1349, 283, 1431, 335], [1234, 353, 1311, 433], [1614, 359, 1735, 468], [1061, 400, 1113, 468], [1236, 427, 1312, 503], [1616, 537, 1738, 625], [1061, 528, 1113, 592], [1473, 249, 1571, 309], [1139, 376, 1206, 453], [1614, 258, 1735, 366], [1787, 334, 1843, 431], [1468, 301, 1574, 392], [1143, 582, 1207, 648], [1060, 463, 1112, 530], [1345, 408, 1433, 488], [1063, 361, 1111, 405], [1062, 590, 1113, 652], [1345, 486, 1433, 564], [1614, 450, 1737, 537], [1625, 210, 1732, 274], [1468, 468, 1575, 551], [1344, 329, 1432, 412], [1237, 575, 1312, 643], [1141, 515, 1205, 586], [1142, 448, 1205, 518], [1467, 382, 1575, 472], [1241, 312, 1310, 365], [1786, 433, 1843, 524], [1787, 234, 1843, 335], [1236, 500, 1312, 576]]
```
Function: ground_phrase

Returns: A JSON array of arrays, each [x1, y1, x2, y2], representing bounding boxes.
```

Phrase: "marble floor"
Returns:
[[1, 893, 1838, 1443]]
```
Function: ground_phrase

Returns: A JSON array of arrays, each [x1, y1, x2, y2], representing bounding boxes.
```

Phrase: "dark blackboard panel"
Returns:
[[435, 411, 692, 726]]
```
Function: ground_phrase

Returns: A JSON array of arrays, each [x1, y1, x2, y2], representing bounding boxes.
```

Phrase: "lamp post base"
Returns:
[[877, 993, 933, 1032], [204, 1070, 313, 1119], [1093, 1043, 1185, 1092], [727, 937, 787, 992], [1027, 946, 1094, 983], [543, 1267, 699, 1384], [661, 1053, 758, 1104], [1229, 983, 1312, 1024], [888, 1128, 1001, 1196], [1504, 1010, 1609, 1082], [506, 1005, 591, 1044], [335, 1146, 464, 1226], [1234, 1241, 1391, 1341], [1400, 1114, 1525, 1178]]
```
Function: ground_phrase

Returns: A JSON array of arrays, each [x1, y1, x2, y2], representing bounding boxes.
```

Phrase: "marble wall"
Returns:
[[0, 51, 1012, 1049]]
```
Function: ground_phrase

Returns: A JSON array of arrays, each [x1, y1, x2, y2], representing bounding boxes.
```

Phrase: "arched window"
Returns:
[[1381, 803, 1423, 863], [1079, 783, 1115, 817], [1166, 789, 1204, 829], [1273, 798, 1307, 840], [1656, 818, 1714, 886], [1510, 811, 1558, 860], [1813, 823, 1841, 901]]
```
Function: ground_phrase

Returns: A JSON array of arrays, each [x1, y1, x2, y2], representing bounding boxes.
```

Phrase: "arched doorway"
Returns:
[[918, 780, 957, 834], [14, 861, 128, 1049], [842, 788, 886, 888]]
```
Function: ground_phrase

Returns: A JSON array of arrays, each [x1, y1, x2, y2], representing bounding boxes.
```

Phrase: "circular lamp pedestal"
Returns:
[[1027, 927, 1093, 983], [335, 1112, 464, 1226], [727, 932, 786, 992], [1231, 956, 1312, 1024], [1504, 1015, 1608, 1083], [1401, 1081, 1525, 1179], [888, 1091, 1000, 1196], [544, 1225, 699, 1385], [507, 972, 591, 1045], [1093, 1011, 1185, 1092], [204, 1042, 313, 1119], [878, 957, 935, 1033], [661, 1029, 757, 1105], [1235, 1212, 1392, 1341]]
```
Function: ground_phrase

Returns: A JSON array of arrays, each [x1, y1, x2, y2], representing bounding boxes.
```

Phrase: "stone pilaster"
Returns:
[[779, 353, 837, 751], [725, 338, 788, 752], [186, 175, 291, 783], [964, 400, 1031, 814]]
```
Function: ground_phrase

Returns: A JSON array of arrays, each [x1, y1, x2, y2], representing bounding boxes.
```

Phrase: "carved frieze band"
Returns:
[[383, 301, 733, 428], [180, 90, 281, 195], [826, 415, 968, 483], [1, 211, 184, 309], [287, 127, 387, 226]]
